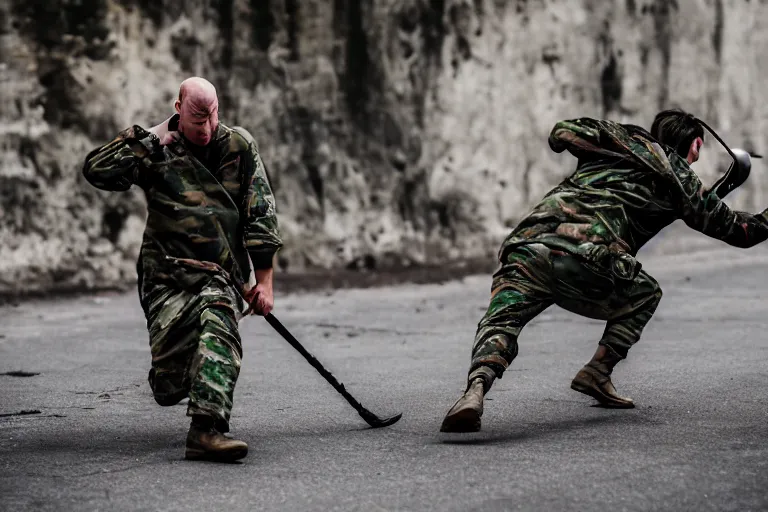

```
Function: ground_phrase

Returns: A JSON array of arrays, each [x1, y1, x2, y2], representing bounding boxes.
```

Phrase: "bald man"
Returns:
[[82, 77, 282, 462]]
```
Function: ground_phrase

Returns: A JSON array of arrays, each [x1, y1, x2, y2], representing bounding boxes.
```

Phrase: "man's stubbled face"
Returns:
[[175, 77, 219, 147]]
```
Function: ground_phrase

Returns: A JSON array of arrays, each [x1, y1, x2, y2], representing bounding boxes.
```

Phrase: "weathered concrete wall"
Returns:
[[1, 0, 767, 296]]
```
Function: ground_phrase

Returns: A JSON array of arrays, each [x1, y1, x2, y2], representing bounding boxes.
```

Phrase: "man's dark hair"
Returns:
[[650, 108, 705, 158]]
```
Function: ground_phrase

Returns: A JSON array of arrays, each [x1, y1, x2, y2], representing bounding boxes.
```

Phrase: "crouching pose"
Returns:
[[441, 109, 768, 433], [82, 77, 282, 460]]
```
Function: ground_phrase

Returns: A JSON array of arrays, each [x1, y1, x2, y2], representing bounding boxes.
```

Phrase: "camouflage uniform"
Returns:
[[469, 118, 768, 384], [83, 114, 282, 432]]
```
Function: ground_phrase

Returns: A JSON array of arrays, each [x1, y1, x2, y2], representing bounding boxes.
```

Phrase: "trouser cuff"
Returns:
[[598, 340, 629, 359], [187, 405, 230, 433], [468, 365, 499, 393]]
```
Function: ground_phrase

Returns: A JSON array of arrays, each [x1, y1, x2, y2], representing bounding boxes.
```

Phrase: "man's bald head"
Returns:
[[174, 77, 219, 147]]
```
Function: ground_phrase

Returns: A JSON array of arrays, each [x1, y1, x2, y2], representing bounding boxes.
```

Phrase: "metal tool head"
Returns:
[[710, 147, 754, 198], [359, 409, 403, 429], [693, 117, 762, 199]]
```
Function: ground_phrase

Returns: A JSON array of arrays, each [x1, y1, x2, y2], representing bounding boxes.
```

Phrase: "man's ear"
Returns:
[[174, 100, 182, 114], [686, 136, 703, 163], [692, 136, 703, 153]]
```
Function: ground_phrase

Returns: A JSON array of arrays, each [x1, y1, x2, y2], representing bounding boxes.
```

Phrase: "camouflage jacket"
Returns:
[[502, 117, 768, 266], [82, 116, 283, 301]]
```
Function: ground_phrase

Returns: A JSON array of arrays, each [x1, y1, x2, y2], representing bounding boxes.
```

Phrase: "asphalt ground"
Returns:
[[1, 235, 767, 511]]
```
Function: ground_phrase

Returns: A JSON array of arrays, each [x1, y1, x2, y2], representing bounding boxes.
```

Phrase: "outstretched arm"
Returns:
[[675, 160, 768, 248], [553, 119, 768, 248]]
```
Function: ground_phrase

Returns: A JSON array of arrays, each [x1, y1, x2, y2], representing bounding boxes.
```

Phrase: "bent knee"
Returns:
[[149, 369, 189, 406], [641, 286, 663, 314], [636, 271, 663, 304], [649, 285, 663, 305]]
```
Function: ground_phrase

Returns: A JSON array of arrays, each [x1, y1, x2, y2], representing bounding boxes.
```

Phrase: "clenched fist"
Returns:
[[243, 267, 275, 316], [148, 116, 181, 146], [244, 281, 274, 316]]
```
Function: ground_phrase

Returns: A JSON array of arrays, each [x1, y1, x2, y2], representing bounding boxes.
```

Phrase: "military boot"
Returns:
[[570, 345, 634, 408], [185, 416, 248, 462], [440, 367, 495, 433]]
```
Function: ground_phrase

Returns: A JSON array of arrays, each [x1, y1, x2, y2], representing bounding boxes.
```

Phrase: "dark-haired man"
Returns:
[[441, 109, 768, 433], [82, 77, 282, 460]]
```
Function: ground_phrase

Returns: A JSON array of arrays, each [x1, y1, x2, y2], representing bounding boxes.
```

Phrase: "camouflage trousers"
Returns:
[[144, 273, 244, 432], [470, 243, 662, 383]]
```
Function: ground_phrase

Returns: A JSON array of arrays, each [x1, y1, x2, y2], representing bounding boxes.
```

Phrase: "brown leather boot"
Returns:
[[185, 418, 248, 462], [440, 377, 487, 433], [571, 345, 634, 408]]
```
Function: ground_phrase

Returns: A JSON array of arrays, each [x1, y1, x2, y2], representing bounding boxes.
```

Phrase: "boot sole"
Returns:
[[440, 407, 481, 433], [185, 446, 248, 462], [570, 380, 635, 409]]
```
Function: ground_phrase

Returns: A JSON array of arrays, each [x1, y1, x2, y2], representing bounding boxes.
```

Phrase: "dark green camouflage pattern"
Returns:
[[469, 118, 768, 382], [83, 119, 282, 296], [502, 117, 768, 259], [470, 243, 661, 380], [145, 274, 242, 431], [83, 118, 282, 429]]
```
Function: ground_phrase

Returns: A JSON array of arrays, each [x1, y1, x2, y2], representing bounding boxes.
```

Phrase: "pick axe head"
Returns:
[[710, 147, 754, 198], [359, 409, 402, 428], [694, 116, 762, 199]]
